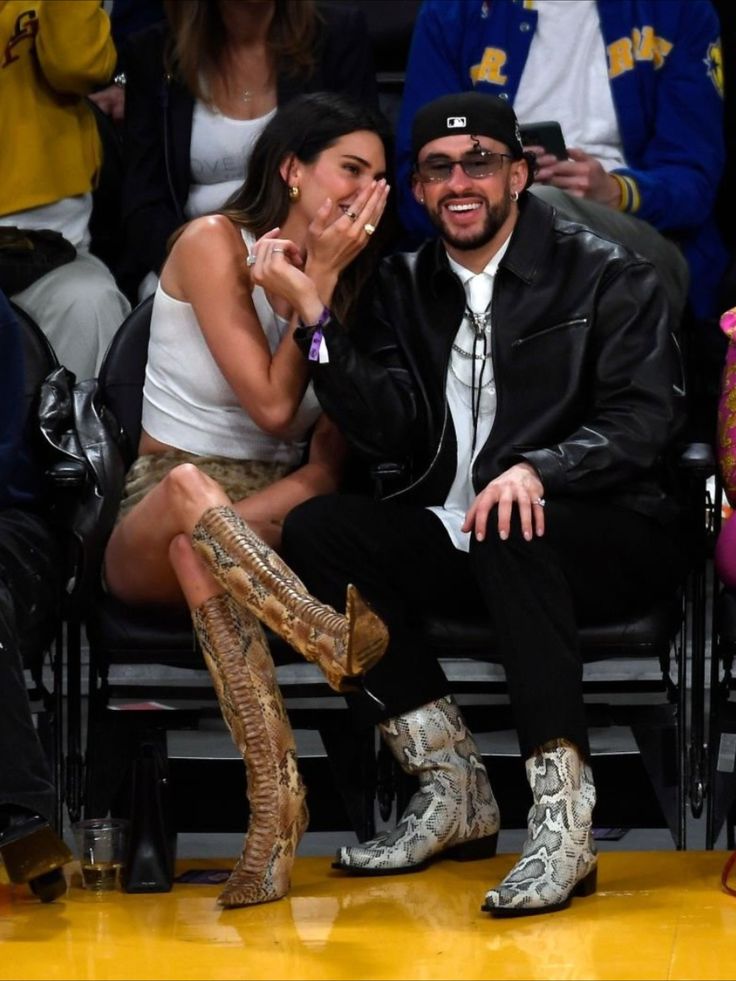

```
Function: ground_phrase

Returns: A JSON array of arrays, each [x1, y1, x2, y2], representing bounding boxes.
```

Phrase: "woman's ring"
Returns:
[[364, 223, 376, 236], [271, 247, 285, 254], [345, 210, 358, 222], [246, 254, 257, 267], [532, 498, 546, 508]]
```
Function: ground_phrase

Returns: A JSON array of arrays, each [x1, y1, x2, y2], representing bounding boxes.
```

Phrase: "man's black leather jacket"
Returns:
[[303, 194, 686, 523]]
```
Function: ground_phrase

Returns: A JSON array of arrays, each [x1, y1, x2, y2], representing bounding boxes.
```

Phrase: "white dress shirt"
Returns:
[[427, 235, 511, 551]]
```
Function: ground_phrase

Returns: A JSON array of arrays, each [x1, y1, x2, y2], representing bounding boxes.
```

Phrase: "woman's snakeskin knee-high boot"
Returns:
[[334, 695, 500, 874], [192, 593, 308, 908], [482, 740, 597, 917], [191, 505, 388, 692]]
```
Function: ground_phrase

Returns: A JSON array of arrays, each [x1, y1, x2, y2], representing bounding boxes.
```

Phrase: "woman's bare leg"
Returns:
[[104, 464, 240, 604]]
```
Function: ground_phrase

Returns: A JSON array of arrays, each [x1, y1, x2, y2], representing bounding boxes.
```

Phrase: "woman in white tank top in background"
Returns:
[[103, 92, 392, 910], [119, 0, 379, 301]]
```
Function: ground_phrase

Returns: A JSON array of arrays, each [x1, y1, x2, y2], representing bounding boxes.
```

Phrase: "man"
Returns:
[[0, 289, 72, 902], [267, 90, 687, 917], [394, 0, 727, 327]]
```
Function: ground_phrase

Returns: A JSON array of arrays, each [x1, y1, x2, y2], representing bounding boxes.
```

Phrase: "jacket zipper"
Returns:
[[511, 317, 587, 347]]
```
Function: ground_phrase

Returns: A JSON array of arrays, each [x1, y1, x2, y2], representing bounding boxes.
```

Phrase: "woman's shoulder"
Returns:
[[173, 214, 246, 255], [164, 215, 249, 293]]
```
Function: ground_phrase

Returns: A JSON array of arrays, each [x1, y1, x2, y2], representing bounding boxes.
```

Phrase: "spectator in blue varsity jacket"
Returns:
[[0, 289, 72, 903], [396, 0, 728, 324]]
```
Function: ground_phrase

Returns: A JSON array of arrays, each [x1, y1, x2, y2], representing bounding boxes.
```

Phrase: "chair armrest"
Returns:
[[676, 441, 715, 473]]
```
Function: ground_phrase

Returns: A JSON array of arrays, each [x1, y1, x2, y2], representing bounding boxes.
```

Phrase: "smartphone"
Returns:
[[518, 121, 568, 160]]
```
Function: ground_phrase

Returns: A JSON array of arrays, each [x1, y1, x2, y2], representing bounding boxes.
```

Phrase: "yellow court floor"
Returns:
[[1, 851, 735, 981]]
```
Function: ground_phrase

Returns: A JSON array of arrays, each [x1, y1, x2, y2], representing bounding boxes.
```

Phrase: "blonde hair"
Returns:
[[162, 0, 319, 103]]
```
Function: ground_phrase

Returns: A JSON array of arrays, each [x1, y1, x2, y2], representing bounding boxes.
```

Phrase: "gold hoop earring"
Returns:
[[288, 185, 301, 202]]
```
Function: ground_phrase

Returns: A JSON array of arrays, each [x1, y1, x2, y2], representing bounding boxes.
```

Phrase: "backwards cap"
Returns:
[[411, 92, 523, 160]]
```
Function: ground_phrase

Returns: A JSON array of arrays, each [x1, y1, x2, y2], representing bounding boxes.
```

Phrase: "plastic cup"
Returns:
[[73, 818, 129, 892]]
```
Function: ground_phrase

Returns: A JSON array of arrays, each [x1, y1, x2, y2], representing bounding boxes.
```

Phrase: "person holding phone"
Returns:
[[395, 0, 727, 330]]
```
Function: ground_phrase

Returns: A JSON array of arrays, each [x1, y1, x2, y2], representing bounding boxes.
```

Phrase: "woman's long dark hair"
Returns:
[[222, 92, 395, 323], [163, 0, 320, 101]]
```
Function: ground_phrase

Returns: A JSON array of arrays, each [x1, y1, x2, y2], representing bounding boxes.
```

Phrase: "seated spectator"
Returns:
[[0, 1, 131, 380], [118, 0, 379, 301], [269, 91, 687, 916], [395, 0, 728, 326], [103, 93, 392, 909], [0, 289, 72, 903]]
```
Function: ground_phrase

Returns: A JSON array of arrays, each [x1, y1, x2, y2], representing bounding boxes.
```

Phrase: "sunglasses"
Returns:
[[416, 151, 513, 183]]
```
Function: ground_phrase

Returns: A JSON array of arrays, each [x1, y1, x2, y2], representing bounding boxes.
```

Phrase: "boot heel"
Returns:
[[0, 824, 72, 885], [447, 832, 499, 862], [345, 585, 389, 677], [574, 865, 598, 897]]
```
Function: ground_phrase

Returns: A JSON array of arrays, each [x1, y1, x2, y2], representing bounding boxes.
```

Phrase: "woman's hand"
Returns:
[[248, 227, 322, 318], [306, 178, 390, 278], [462, 462, 546, 542]]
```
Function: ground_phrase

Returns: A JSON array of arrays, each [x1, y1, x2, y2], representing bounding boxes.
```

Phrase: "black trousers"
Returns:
[[0, 508, 61, 821], [281, 494, 688, 760]]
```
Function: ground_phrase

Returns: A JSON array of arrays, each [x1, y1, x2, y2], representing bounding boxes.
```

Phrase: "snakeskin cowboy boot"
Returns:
[[192, 506, 388, 693], [482, 740, 597, 917], [192, 593, 308, 908], [334, 696, 500, 875]]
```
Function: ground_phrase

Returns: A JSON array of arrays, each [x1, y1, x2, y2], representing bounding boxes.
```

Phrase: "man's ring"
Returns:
[[364, 223, 376, 236], [246, 254, 257, 266], [345, 210, 358, 222], [533, 498, 546, 508]]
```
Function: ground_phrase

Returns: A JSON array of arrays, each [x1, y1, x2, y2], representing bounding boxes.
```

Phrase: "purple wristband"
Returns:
[[303, 307, 331, 362]]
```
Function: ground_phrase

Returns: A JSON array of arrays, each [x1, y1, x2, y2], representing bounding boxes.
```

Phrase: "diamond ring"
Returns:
[[363, 223, 376, 236], [532, 498, 546, 508]]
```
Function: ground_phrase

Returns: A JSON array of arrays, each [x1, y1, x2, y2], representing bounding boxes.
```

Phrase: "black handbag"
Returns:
[[37, 366, 126, 609], [121, 738, 177, 894], [0, 226, 76, 295]]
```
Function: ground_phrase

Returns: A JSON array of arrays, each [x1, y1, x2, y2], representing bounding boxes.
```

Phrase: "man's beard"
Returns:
[[426, 192, 512, 251]]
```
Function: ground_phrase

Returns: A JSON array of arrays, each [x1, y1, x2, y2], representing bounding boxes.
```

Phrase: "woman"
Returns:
[[104, 92, 391, 909], [119, 0, 379, 300]]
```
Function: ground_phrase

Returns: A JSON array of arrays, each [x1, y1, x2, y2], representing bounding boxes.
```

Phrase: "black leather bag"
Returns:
[[121, 738, 177, 894], [0, 226, 76, 295], [37, 366, 126, 609]]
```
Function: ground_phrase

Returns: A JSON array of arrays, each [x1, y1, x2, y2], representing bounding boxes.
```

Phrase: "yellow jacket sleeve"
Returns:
[[35, 0, 116, 95]]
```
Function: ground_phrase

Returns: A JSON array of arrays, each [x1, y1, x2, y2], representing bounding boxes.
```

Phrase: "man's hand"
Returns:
[[528, 146, 622, 208], [462, 462, 545, 542]]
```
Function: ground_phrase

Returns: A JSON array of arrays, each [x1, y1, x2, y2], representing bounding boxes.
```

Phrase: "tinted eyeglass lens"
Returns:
[[418, 152, 506, 182]]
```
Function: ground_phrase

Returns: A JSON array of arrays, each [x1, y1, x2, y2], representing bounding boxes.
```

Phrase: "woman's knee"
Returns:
[[168, 532, 198, 576], [162, 463, 226, 518]]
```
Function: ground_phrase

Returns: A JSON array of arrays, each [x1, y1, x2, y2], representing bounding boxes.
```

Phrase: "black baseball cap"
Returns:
[[412, 92, 524, 161]]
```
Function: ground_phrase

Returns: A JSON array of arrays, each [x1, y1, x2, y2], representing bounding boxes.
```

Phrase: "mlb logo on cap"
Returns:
[[412, 93, 524, 159]]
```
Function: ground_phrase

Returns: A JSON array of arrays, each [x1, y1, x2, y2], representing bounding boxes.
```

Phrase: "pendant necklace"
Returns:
[[449, 301, 493, 456]]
